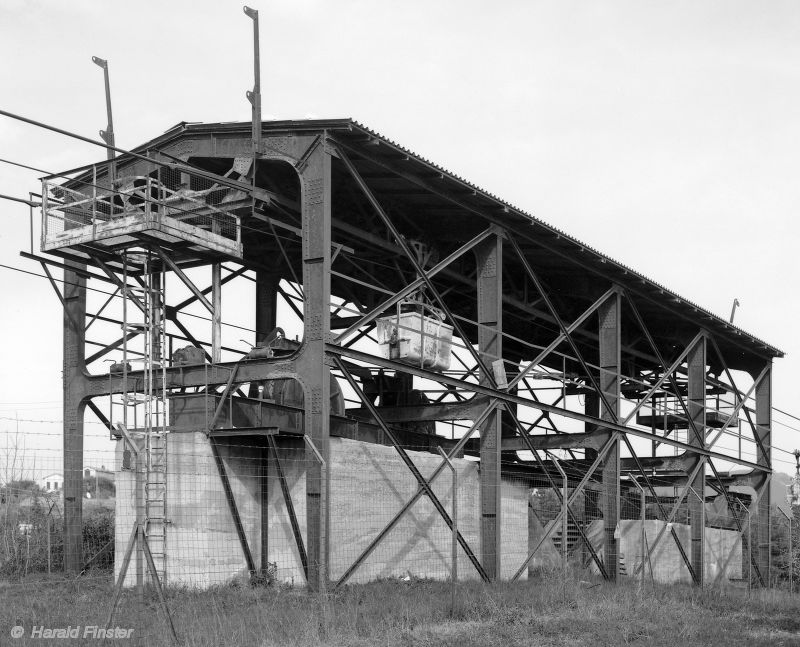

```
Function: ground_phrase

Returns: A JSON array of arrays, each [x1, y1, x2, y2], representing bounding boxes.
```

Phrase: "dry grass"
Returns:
[[1, 572, 800, 646]]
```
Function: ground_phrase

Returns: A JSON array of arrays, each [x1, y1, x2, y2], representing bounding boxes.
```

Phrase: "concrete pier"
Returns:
[[115, 434, 531, 587]]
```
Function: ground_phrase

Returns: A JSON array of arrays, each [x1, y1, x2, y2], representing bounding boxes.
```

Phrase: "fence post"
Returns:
[[46, 514, 51, 574], [737, 499, 752, 596], [437, 447, 458, 617], [687, 487, 705, 588], [631, 479, 647, 592], [777, 506, 792, 593], [546, 452, 569, 589], [304, 435, 330, 637], [304, 436, 327, 595]]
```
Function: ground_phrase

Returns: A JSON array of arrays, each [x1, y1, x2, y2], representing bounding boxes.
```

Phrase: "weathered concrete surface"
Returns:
[[585, 519, 742, 584], [115, 435, 530, 587]]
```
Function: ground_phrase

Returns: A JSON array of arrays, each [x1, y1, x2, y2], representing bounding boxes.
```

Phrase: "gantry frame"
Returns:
[[43, 118, 781, 589]]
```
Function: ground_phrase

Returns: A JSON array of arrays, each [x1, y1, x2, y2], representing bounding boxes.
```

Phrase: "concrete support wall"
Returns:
[[114, 435, 530, 587], [586, 520, 742, 585]]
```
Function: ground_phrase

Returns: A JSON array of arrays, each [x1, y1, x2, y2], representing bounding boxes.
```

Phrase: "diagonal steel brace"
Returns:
[[332, 355, 490, 582]]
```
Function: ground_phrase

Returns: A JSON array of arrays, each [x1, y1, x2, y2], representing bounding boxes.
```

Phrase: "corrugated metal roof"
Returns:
[[139, 117, 784, 359], [341, 119, 784, 359]]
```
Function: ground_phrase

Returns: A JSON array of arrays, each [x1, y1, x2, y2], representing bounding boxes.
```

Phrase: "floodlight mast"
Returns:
[[92, 56, 116, 179], [244, 5, 262, 155]]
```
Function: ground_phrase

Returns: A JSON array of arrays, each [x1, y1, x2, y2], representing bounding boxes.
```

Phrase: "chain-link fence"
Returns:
[[0, 427, 792, 645]]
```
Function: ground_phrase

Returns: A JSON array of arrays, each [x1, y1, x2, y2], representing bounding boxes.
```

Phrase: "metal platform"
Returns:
[[41, 176, 243, 264]]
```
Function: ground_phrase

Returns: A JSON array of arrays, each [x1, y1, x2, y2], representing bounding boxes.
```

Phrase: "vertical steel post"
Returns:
[[475, 234, 502, 580], [304, 436, 327, 595], [92, 57, 115, 156], [755, 363, 772, 584], [91, 56, 116, 181], [259, 444, 270, 578], [212, 264, 222, 363], [687, 336, 706, 586], [746, 502, 752, 595], [255, 271, 277, 573], [135, 438, 144, 600], [547, 452, 569, 585], [437, 447, 458, 616], [63, 261, 87, 573], [777, 506, 792, 593], [599, 292, 621, 581], [630, 479, 647, 591], [297, 142, 332, 591], [46, 514, 51, 574], [243, 6, 262, 155]]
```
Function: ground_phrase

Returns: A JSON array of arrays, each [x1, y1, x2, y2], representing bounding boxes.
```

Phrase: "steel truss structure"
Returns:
[[39, 117, 782, 590]]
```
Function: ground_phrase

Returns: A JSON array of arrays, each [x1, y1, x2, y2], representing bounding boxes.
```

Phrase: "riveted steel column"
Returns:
[[584, 392, 601, 537], [476, 234, 502, 580], [599, 293, 621, 581], [63, 263, 87, 572], [211, 264, 222, 364], [687, 335, 706, 585], [255, 270, 278, 575], [755, 361, 772, 584], [297, 143, 331, 590]]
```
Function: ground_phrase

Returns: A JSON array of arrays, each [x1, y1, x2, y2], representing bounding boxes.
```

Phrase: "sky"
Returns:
[[0, 0, 799, 477]]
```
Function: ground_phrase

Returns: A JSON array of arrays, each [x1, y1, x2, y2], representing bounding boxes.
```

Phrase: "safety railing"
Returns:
[[41, 164, 242, 252]]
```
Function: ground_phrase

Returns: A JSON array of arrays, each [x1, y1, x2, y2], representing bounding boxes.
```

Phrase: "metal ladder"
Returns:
[[113, 249, 169, 583]]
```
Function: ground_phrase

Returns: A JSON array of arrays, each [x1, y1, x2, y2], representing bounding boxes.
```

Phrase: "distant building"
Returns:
[[84, 466, 115, 481], [39, 473, 63, 492]]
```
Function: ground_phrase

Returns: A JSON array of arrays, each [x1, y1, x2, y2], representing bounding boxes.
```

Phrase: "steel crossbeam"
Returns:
[[621, 434, 697, 581], [333, 226, 497, 344], [508, 287, 618, 391], [336, 146, 499, 391], [334, 400, 498, 587], [633, 458, 706, 583], [622, 290, 707, 448], [706, 338, 771, 466], [327, 343, 766, 471], [511, 433, 619, 581], [266, 436, 308, 581], [504, 407, 609, 578], [209, 437, 256, 576], [508, 238, 619, 426], [155, 248, 214, 313], [332, 355, 490, 582], [705, 365, 769, 452], [89, 254, 146, 313], [620, 331, 705, 426]]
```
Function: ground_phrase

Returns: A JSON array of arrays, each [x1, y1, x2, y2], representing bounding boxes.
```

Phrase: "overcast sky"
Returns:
[[0, 0, 799, 475]]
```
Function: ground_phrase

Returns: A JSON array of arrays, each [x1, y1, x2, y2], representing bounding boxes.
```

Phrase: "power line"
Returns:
[[0, 156, 51, 175], [774, 406, 800, 424], [0, 260, 263, 337]]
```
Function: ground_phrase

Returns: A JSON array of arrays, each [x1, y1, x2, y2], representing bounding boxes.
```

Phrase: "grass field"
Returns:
[[1, 573, 799, 646]]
